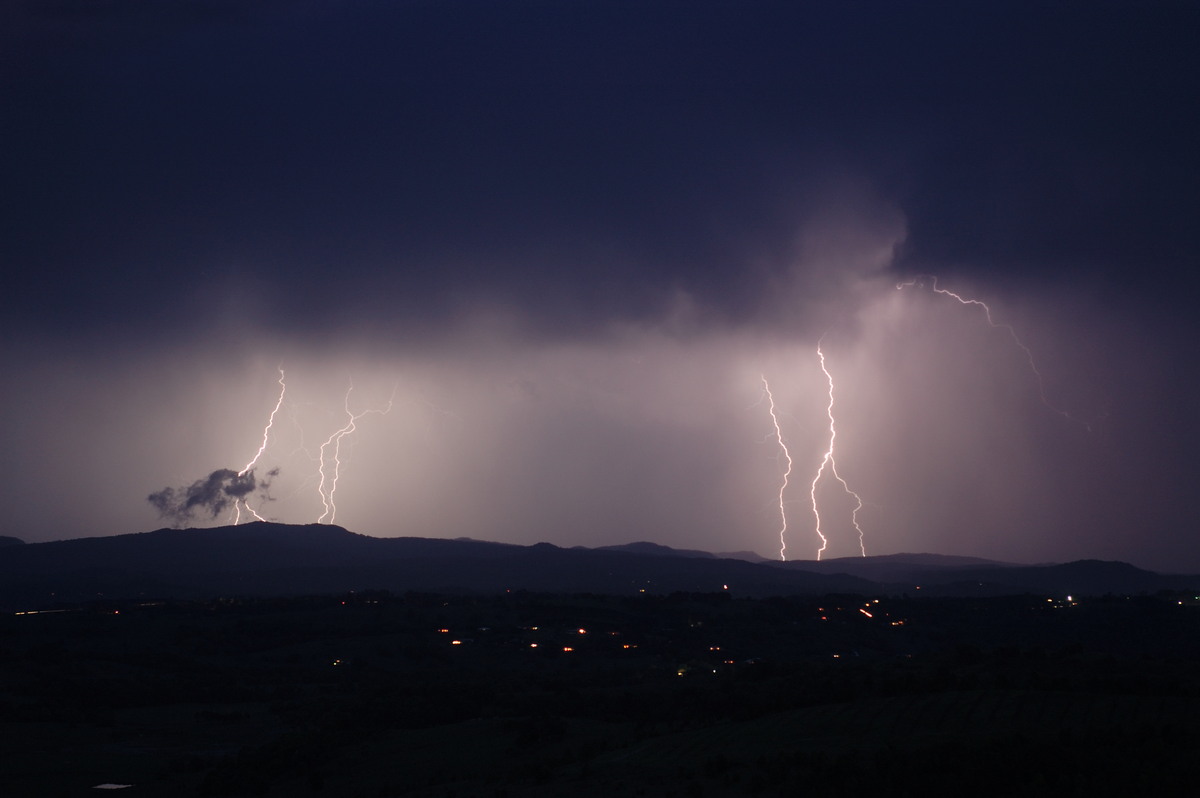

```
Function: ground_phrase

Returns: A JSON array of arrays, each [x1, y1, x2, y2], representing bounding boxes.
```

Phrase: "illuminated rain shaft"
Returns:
[[233, 367, 287, 524], [317, 381, 396, 523], [897, 276, 1090, 430], [760, 376, 793, 561], [810, 342, 867, 560]]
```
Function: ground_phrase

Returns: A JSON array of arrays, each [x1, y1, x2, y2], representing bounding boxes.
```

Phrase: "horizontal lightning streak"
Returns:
[[897, 276, 1089, 430]]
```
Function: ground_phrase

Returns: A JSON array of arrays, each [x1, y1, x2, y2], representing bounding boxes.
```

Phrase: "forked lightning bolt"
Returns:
[[317, 381, 396, 524], [760, 376, 793, 561], [240, 367, 287, 477], [810, 341, 867, 560], [898, 275, 1089, 430], [233, 367, 287, 524]]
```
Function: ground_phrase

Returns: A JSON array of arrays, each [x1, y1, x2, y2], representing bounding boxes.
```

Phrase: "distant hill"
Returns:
[[0, 536, 24, 547], [595, 541, 770, 563], [777, 552, 1196, 597], [0, 523, 872, 609], [1, 523, 1197, 609], [596, 541, 715, 558], [777, 552, 1011, 586]]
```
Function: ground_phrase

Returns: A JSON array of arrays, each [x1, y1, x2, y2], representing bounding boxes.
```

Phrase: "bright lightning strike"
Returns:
[[233, 367, 287, 524], [317, 381, 396, 524], [231, 500, 264, 525], [240, 368, 287, 477], [760, 376, 793, 562], [898, 275, 1089, 430], [810, 341, 867, 560]]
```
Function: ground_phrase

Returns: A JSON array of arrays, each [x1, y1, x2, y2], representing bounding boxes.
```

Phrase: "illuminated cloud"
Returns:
[[1, 2, 1197, 573]]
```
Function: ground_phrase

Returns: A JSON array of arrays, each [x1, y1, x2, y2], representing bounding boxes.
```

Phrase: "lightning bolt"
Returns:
[[232, 367, 287, 524], [232, 490, 267, 524], [760, 376, 793, 561], [810, 341, 867, 560], [240, 368, 287, 477], [898, 275, 1089, 430], [317, 380, 396, 524]]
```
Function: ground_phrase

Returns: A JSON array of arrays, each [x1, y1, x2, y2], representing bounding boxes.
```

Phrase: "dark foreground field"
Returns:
[[4, 590, 1200, 796]]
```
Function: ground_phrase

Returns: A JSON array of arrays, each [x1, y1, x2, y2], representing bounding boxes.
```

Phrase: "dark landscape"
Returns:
[[4, 524, 1200, 796], [6, 3, 1200, 794], [2, 523, 1196, 609]]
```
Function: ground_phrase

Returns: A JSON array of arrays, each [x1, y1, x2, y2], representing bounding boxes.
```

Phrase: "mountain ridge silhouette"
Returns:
[[1, 522, 1195, 609]]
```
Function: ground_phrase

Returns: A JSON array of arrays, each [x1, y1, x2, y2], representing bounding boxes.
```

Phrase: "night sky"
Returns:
[[4, 1, 1198, 570]]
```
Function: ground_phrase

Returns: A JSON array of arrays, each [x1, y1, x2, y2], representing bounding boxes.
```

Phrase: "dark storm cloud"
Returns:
[[3, 2, 1200, 571], [149, 467, 276, 524], [3, 1, 1196, 340]]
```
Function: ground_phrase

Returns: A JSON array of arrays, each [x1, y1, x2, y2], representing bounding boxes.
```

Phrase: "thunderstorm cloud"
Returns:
[[2, 2, 1198, 571]]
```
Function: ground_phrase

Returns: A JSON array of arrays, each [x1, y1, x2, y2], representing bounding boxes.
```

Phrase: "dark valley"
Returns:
[[3, 524, 1200, 796]]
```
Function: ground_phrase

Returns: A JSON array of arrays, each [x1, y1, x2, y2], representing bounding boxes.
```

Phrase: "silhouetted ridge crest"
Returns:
[[1, 524, 1197, 609], [597, 541, 716, 558]]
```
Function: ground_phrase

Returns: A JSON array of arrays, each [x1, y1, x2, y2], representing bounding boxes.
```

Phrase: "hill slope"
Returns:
[[1, 523, 1196, 608]]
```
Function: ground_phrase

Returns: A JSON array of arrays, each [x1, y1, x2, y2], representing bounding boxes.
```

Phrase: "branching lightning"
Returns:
[[760, 376, 793, 562], [150, 369, 397, 528], [240, 368, 287, 477], [231, 500, 259, 525], [810, 341, 867, 560], [233, 367, 287, 524], [317, 380, 396, 524], [898, 275, 1090, 430], [760, 348, 866, 562]]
